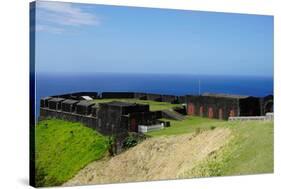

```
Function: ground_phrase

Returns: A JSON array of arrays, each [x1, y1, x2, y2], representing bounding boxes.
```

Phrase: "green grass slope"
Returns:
[[148, 116, 223, 137], [181, 120, 273, 177], [223, 120, 273, 175], [35, 119, 109, 187], [146, 116, 273, 176]]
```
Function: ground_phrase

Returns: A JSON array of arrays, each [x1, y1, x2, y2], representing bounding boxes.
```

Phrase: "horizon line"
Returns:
[[35, 71, 273, 78]]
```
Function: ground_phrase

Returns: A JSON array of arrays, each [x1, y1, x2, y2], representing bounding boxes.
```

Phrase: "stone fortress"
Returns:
[[40, 91, 273, 152]]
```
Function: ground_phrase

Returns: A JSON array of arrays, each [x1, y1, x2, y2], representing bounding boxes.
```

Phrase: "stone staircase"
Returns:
[[161, 109, 186, 120]]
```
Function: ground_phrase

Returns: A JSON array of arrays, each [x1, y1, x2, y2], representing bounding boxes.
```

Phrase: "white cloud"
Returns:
[[36, 24, 64, 34], [36, 1, 99, 28]]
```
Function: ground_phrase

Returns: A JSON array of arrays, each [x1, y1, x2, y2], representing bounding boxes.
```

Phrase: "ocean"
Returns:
[[35, 73, 273, 117]]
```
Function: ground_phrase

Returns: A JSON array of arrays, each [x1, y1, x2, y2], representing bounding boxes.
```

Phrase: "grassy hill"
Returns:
[[63, 116, 273, 185], [147, 116, 223, 137], [180, 120, 273, 177], [64, 127, 233, 185], [147, 116, 273, 176], [35, 119, 109, 187]]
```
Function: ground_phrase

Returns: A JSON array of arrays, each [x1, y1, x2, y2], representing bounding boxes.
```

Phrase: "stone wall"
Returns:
[[41, 91, 274, 123], [101, 92, 135, 99], [39, 91, 274, 154], [185, 95, 239, 120], [138, 124, 164, 133], [134, 92, 147, 100], [228, 112, 274, 121], [128, 111, 162, 132], [146, 93, 162, 101], [40, 108, 98, 129], [239, 97, 261, 116], [161, 95, 178, 103], [53, 92, 98, 99], [97, 103, 129, 135]]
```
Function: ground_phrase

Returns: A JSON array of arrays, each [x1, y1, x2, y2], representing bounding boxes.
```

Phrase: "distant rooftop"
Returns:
[[81, 96, 93, 100], [41, 96, 52, 100], [62, 99, 79, 104], [49, 97, 65, 102], [202, 93, 249, 99], [77, 100, 95, 106]]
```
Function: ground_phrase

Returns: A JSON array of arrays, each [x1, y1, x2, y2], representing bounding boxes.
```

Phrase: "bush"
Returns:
[[123, 135, 138, 148], [210, 126, 216, 130], [108, 135, 116, 156]]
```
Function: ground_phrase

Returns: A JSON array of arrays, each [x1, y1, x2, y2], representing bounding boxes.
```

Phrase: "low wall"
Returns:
[[146, 93, 162, 101], [266, 112, 274, 121], [40, 108, 102, 133], [54, 92, 98, 99], [138, 124, 164, 133], [228, 116, 266, 121], [101, 92, 135, 99], [228, 113, 274, 121], [161, 95, 177, 103], [40, 108, 130, 155]]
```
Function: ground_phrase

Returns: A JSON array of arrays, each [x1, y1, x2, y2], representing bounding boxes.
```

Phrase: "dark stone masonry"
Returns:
[[39, 91, 273, 153], [183, 93, 273, 120]]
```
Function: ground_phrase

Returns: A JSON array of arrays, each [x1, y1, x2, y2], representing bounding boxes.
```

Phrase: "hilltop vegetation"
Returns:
[[35, 119, 109, 187]]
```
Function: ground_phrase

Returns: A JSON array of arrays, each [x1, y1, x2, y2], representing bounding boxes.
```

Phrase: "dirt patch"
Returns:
[[64, 128, 232, 186]]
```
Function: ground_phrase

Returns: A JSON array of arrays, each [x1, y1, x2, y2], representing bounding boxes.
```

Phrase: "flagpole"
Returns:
[[199, 79, 201, 95]]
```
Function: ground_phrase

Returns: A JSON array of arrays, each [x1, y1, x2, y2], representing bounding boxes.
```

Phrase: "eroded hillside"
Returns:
[[64, 128, 232, 186]]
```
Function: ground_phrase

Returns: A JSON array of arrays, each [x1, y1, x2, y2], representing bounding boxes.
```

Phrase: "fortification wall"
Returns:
[[178, 96, 186, 104], [40, 108, 98, 129], [41, 91, 273, 122], [185, 95, 239, 120], [101, 92, 135, 99], [239, 97, 261, 116], [99, 92, 177, 103], [128, 111, 162, 132], [161, 95, 178, 103], [40, 108, 129, 136], [134, 92, 147, 100], [146, 93, 162, 101], [228, 113, 274, 121], [97, 104, 129, 135], [53, 92, 98, 99]]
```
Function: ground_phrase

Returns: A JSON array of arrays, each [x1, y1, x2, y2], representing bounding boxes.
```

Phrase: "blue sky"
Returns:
[[35, 1, 273, 77]]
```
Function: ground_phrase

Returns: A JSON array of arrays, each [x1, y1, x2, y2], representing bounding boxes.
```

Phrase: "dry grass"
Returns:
[[64, 128, 232, 186]]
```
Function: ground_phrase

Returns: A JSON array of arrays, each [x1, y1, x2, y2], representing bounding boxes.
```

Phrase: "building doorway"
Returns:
[[208, 107, 213, 118], [187, 103, 195, 115]]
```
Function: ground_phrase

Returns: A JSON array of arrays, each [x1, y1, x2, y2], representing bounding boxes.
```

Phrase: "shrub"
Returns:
[[210, 126, 216, 130], [108, 135, 116, 156], [123, 135, 138, 148]]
